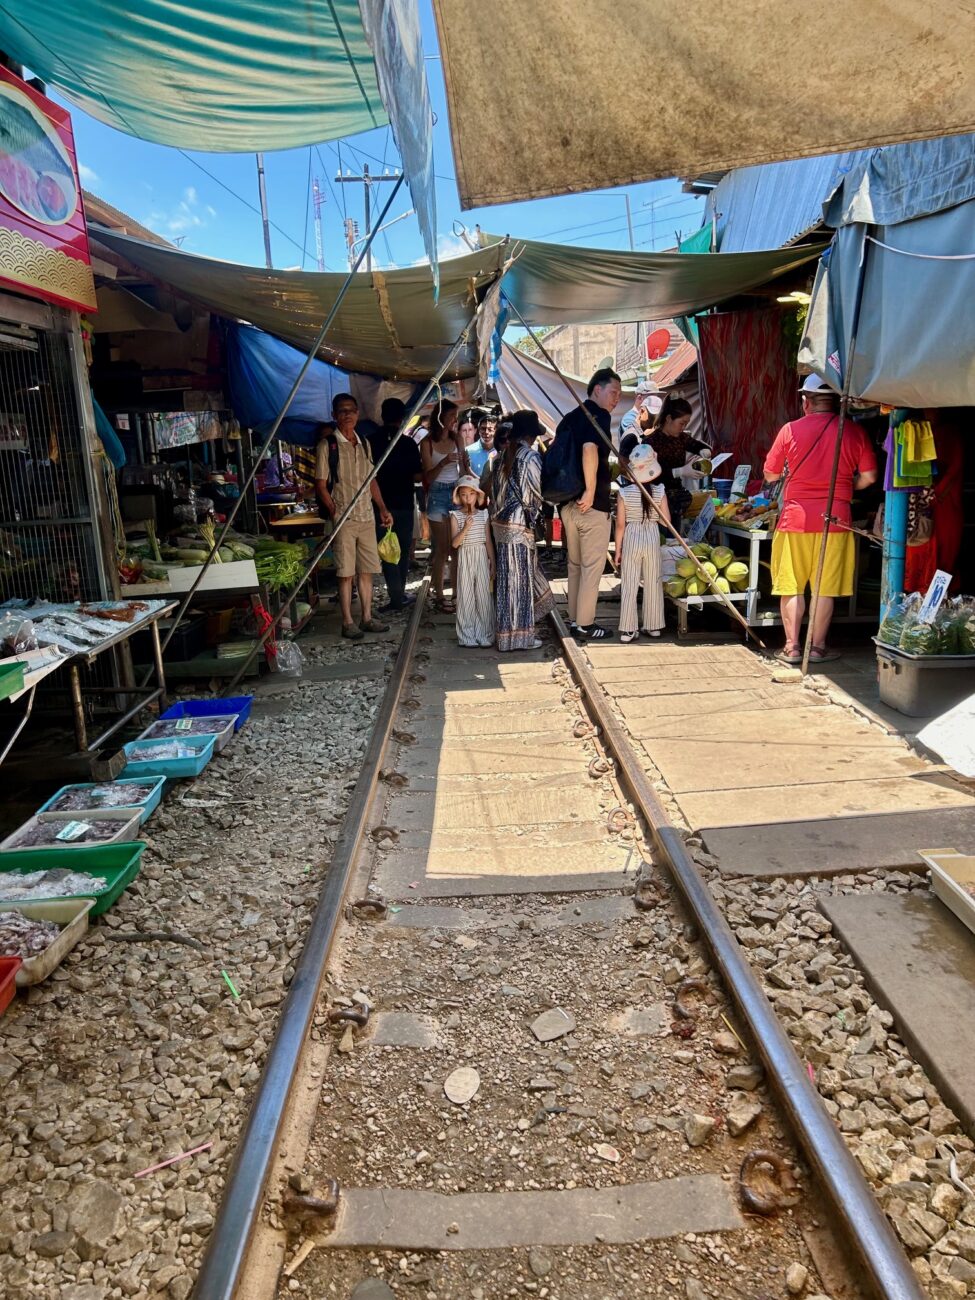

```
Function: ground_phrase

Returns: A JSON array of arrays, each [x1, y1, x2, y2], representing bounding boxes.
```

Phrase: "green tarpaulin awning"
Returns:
[[0, 0, 439, 275]]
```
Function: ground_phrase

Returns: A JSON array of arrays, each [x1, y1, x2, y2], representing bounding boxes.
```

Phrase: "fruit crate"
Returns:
[[37, 776, 166, 825], [160, 695, 252, 732], [2, 898, 95, 986], [0, 842, 146, 916]]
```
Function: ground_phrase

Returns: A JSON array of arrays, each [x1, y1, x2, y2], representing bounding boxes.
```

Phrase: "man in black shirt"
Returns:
[[556, 367, 621, 639], [367, 397, 422, 610]]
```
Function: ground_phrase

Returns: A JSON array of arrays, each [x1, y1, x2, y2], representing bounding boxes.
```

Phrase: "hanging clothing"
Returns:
[[618, 483, 666, 635], [451, 508, 494, 647], [492, 443, 554, 651]]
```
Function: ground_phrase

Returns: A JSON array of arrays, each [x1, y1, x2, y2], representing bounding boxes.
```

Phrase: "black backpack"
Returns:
[[540, 415, 584, 504]]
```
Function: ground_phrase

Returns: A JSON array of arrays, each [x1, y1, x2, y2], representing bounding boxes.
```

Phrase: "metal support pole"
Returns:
[[223, 313, 485, 694], [256, 153, 273, 270], [881, 487, 909, 619], [150, 620, 168, 711], [148, 174, 406, 672], [69, 663, 88, 751], [503, 300, 765, 648], [801, 236, 871, 676]]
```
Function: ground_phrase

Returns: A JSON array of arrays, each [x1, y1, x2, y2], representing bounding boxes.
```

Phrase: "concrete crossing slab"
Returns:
[[624, 705, 879, 745], [401, 740, 589, 778], [679, 774, 973, 830], [615, 685, 827, 721], [323, 1177, 742, 1249]]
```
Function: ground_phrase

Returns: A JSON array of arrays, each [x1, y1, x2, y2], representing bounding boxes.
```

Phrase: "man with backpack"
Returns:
[[315, 393, 394, 640], [543, 367, 622, 640]]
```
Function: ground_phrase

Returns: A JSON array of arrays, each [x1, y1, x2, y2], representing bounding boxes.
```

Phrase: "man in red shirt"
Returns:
[[763, 376, 877, 663]]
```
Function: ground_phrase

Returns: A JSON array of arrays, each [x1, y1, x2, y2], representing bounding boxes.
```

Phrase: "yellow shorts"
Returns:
[[771, 530, 855, 597], [331, 516, 381, 579]]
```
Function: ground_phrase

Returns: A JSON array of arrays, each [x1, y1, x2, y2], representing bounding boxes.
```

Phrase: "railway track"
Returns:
[[191, 583, 925, 1300]]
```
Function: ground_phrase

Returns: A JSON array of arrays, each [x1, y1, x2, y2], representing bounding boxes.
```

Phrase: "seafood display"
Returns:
[[0, 910, 61, 959], [0, 869, 107, 901]]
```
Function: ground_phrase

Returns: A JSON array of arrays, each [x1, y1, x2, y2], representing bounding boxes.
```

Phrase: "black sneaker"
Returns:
[[580, 624, 614, 640]]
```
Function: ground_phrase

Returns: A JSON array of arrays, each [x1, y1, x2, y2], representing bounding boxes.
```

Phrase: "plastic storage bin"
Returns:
[[0, 661, 26, 701], [0, 956, 21, 1014], [0, 810, 141, 853], [138, 715, 235, 753], [160, 694, 252, 732], [1, 898, 95, 985], [121, 734, 216, 780], [0, 841, 146, 916], [918, 849, 975, 939], [875, 642, 975, 718], [37, 777, 166, 825]]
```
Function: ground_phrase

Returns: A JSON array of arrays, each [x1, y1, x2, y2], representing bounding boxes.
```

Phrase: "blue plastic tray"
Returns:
[[121, 735, 216, 780], [160, 695, 252, 732], [36, 776, 166, 825]]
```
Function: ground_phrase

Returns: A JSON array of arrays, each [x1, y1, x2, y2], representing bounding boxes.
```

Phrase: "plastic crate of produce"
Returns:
[[0, 897, 95, 986], [160, 694, 252, 731], [138, 714, 235, 753], [0, 810, 141, 853], [0, 660, 26, 701], [36, 777, 166, 825], [0, 842, 145, 917], [121, 734, 216, 780], [0, 956, 21, 1014]]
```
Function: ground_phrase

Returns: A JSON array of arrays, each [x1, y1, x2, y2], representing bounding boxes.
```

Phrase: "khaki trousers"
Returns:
[[562, 502, 610, 627]]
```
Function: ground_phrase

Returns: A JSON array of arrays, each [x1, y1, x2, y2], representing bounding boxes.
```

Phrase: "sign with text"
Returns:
[[0, 67, 95, 311], [684, 496, 715, 543], [918, 570, 952, 624], [731, 464, 751, 498]]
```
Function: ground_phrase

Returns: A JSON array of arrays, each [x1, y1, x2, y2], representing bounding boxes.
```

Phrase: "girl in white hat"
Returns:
[[614, 444, 671, 643], [450, 475, 496, 647]]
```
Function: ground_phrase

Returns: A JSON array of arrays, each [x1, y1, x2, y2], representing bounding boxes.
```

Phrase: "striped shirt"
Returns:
[[451, 508, 490, 546], [620, 481, 664, 523]]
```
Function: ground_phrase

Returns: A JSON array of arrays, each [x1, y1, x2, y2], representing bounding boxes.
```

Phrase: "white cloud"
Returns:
[[78, 163, 99, 186], [143, 186, 216, 241], [412, 232, 471, 266]]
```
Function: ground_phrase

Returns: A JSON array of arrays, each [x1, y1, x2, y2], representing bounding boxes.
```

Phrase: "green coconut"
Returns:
[[684, 578, 706, 596], [701, 561, 718, 578], [732, 576, 750, 591], [725, 561, 748, 584], [665, 577, 687, 599], [675, 557, 697, 579], [690, 543, 711, 559], [713, 577, 731, 593], [710, 546, 734, 570]]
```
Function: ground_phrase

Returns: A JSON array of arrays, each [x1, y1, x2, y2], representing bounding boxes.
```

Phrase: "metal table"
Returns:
[[62, 601, 177, 752]]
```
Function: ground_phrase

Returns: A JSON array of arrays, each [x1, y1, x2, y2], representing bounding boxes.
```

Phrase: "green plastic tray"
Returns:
[[0, 841, 146, 917], [0, 661, 26, 702]]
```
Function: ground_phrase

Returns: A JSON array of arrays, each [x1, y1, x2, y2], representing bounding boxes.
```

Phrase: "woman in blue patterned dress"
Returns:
[[491, 411, 554, 652]]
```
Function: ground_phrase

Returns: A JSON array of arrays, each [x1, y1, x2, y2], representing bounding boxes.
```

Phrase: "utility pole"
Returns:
[[255, 153, 273, 269], [312, 176, 325, 272], [335, 163, 402, 271], [623, 194, 635, 251]]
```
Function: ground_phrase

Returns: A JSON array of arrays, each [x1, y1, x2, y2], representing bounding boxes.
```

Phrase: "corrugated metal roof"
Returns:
[[653, 339, 697, 387], [704, 151, 867, 252]]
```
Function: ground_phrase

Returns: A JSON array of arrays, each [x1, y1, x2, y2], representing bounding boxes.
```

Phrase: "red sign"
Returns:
[[0, 67, 95, 312]]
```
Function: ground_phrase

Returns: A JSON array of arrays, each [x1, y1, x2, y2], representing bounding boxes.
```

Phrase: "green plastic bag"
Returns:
[[377, 527, 401, 565]]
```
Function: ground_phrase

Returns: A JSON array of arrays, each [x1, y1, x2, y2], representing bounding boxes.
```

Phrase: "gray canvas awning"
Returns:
[[432, 0, 975, 210], [95, 225, 826, 380]]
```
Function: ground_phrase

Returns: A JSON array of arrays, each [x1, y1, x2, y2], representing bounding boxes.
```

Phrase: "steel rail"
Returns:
[[191, 580, 429, 1300], [550, 607, 924, 1300]]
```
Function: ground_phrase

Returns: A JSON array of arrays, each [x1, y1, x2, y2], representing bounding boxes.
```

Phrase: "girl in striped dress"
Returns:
[[614, 444, 670, 643], [450, 475, 495, 647]]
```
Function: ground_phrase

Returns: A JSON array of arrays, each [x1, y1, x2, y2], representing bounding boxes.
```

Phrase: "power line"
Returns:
[[533, 193, 703, 243]]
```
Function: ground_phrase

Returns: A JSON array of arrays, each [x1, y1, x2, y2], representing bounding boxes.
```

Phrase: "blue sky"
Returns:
[[58, 1, 706, 272]]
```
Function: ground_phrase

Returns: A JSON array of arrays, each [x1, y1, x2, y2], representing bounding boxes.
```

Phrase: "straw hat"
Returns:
[[452, 474, 486, 506]]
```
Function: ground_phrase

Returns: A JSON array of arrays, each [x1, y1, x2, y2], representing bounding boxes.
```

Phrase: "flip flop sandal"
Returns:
[[775, 647, 802, 664], [809, 646, 841, 662]]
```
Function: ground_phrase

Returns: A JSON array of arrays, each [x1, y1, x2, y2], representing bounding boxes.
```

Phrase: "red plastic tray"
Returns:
[[0, 957, 22, 1015]]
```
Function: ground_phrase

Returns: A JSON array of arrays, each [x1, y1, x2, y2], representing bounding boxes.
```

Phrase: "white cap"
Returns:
[[627, 444, 662, 483], [799, 374, 837, 396]]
